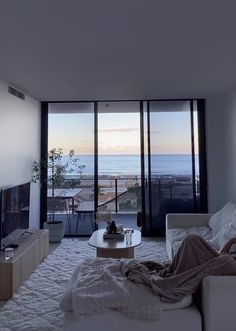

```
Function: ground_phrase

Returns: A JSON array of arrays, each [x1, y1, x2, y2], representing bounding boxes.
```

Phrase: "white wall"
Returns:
[[222, 91, 236, 202], [0, 80, 41, 228], [206, 91, 236, 212]]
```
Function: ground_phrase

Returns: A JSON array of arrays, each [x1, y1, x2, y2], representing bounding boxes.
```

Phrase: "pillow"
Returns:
[[208, 218, 236, 251], [208, 202, 236, 236], [208, 209, 221, 237]]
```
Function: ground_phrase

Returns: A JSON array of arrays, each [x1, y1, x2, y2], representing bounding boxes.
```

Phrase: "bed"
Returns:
[[60, 257, 202, 331]]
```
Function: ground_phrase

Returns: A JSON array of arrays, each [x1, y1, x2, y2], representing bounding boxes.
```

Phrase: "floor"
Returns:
[[0, 226, 163, 309]]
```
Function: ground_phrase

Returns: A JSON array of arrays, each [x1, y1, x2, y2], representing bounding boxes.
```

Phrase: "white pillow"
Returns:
[[208, 209, 221, 237], [208, 202, 236, 236], [208, 218, 236, 250]]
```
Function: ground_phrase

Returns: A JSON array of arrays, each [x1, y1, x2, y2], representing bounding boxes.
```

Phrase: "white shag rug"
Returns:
[[0, 238, 168, 331]]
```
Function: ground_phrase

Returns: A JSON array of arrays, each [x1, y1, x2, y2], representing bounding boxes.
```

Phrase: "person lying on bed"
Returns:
[[160, 234, 236, 277], [124, 234, 236, 302], [60, 234, 236, 319]]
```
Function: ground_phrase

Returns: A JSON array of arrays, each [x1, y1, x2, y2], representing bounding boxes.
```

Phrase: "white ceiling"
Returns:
[[0, 0, 236, 101]]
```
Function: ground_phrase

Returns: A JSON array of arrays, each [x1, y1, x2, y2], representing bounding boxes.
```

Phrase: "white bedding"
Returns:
[[60, 257, 192, 321], [60, 257, 162, 320]]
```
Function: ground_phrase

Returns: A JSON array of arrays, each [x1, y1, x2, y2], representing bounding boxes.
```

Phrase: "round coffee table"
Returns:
[[88, 229, 141, 258]]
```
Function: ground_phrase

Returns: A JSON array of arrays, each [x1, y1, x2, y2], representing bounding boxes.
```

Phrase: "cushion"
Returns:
[[208, 218, 236, 250], [208, 202, 236, 236]]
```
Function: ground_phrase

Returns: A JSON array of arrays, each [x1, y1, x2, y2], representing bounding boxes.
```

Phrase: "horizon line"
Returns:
[[62, 153, 198, 156]]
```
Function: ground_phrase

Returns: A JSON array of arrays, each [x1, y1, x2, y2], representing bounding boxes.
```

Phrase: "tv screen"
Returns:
[[0, 182, 30, 249]]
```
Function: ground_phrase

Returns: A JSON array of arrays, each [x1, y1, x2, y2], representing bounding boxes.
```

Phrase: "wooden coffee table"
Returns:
[[88, 229, 141, 258]]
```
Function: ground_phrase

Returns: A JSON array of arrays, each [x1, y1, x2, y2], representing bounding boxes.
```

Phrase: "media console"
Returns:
[[0, 229, 49, 300]]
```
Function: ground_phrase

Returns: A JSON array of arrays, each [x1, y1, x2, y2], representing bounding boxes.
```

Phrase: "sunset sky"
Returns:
[[48, 111, 195, 155]]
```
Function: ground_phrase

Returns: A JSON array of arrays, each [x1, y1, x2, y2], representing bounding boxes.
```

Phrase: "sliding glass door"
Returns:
[[47, 103, 95, 235], [142, 100, 206, 236], [96, 102, 141, 228], [42, 99, 207, 237]]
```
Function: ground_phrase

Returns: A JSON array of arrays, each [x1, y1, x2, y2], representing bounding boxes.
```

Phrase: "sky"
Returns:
[[48, 111, 197, 155]]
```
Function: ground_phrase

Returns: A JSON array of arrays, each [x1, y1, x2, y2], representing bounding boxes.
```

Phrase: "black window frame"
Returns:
[[40, 98, 208, 234]]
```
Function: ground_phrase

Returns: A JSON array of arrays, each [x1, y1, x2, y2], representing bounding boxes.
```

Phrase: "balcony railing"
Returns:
[[46, 174, 198, 215], [46, 174, 199, 235]]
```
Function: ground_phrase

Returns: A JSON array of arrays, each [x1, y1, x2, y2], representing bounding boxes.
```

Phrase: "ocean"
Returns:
[[61, 154, 199, 177]]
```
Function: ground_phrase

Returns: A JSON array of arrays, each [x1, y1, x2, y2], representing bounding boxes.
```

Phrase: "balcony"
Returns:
[[46, 174, 197, 236]]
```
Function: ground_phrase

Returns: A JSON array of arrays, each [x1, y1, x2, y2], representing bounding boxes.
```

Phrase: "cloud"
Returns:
[[151, 130, 161, 134], [98, 144, 140, 154], [100, 127, 138, 133]]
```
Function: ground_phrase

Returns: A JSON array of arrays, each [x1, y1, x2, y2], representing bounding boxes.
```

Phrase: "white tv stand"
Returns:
[[0, 229, 49, 300]]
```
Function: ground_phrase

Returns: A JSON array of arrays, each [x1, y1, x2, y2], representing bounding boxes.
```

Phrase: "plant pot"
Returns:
[[43, 221, 65, 243]]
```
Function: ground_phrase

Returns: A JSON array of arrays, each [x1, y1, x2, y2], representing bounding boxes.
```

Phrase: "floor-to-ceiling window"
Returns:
[[142, 100, 206, 236], [47, 103, 95, 235], [41, 99, 207, 237], [96, 102, 141, 227]]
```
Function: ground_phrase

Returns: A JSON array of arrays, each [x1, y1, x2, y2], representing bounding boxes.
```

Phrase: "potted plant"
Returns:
[[32, 148, 84, 243]]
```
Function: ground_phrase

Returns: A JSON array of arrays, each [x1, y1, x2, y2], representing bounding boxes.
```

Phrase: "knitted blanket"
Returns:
[[60, 257, 163, 320]]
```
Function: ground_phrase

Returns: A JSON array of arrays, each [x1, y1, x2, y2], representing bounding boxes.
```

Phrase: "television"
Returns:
[[0, 182, 30, 249]]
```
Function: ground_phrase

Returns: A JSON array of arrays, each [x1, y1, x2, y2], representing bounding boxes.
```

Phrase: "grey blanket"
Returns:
[[123, 236, 236, 303], [123, 255, 236, 302]]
